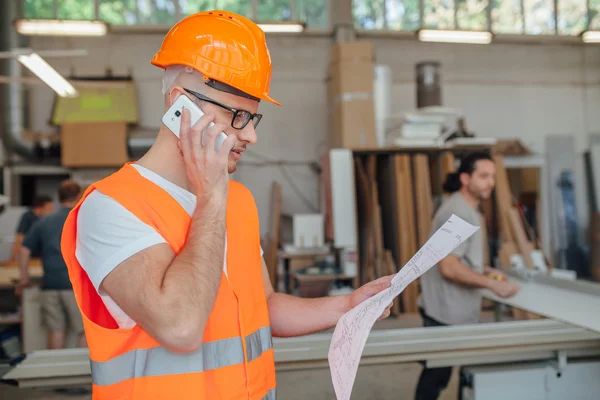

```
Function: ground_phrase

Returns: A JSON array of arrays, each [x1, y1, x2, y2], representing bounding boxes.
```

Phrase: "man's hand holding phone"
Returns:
[[178, 108, 235, 203]]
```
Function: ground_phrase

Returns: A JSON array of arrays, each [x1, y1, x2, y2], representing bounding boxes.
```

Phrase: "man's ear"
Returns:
[[168, 86, 185, 107], [459, 172, 470, 187]]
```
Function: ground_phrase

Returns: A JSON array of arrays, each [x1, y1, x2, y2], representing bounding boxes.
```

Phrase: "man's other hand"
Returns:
[[489, 279, 520, 298], [15, 279, 32, 296], [346, 275, 395, 321]]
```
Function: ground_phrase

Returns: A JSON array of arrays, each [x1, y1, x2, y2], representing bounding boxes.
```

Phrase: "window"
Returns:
[[215, 0, 251, 17], [386, 0, 421, 30], [423, 0, 455, 29], [456, 0, 488, 30], [591, 0, 600, 28], [353, 0, 386, 29], [557, 0, 586, 34], [258, 0, 292, 22], [99, 0, 138, 25], [491, 0, 523, 33], [523, 0, 555, 34], [296, 0, 329, 28], [23, 0, 326, 29], [24, 0, 55, 18], [56, 0, 94, 19], [136, 0, 177, 24]]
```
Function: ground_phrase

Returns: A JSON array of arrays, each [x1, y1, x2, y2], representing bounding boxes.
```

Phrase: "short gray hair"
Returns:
[[162, 65, 203, 95]]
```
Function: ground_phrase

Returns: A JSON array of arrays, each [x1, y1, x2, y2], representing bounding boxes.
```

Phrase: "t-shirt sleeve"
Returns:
[[432, 207, 470, 259], [75, 191, 167, 294], [22, 220, 42, 256], [16, 211, 35, 234]]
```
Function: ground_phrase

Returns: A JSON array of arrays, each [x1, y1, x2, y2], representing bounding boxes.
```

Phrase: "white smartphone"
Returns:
[[161, 94, 228, 151]]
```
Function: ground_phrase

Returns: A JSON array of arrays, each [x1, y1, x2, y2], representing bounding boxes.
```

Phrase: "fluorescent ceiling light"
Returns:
[[0, 48, 88, 59], [582, 31, 600, 43], [18, 53, 78, 97], [258, 22, 305, 33], [15, 19, 107, 36], [418, 29, 492, 44]]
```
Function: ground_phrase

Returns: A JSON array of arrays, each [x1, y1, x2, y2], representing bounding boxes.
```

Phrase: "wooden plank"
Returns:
[[493, 153, 515, 243], [265, 182, 282, 288], [440, 151, 456, 185], [354, 158, 375, 284], [480, 214, 489, 268], [413, 154, 433, 246], [394, 155, 419, 313], [507, 207, 534, 268], [377, 156, 400, 270], [498, 242, 518, 269]]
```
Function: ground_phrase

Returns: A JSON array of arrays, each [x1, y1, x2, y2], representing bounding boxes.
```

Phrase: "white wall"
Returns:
[[27, 33, 600, 241]]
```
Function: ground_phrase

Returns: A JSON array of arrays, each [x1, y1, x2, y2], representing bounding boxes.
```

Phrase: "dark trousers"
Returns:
[[414, 309, 464, 400]]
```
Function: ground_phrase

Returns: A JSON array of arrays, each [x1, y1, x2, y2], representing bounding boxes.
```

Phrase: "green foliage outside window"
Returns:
[[24, 0, 329, 29]]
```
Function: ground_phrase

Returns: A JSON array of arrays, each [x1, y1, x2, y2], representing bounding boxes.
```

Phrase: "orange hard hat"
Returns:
[[151, 10, 281, 106]]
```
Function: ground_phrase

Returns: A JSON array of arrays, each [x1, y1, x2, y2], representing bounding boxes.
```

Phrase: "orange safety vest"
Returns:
[[60, 163, 276, 399]]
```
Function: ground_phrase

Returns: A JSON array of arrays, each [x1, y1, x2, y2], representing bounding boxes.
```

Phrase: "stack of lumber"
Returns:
[[493, 153, 548, 272], [354, 153, 434, 315], [264, 182, 282, 288]]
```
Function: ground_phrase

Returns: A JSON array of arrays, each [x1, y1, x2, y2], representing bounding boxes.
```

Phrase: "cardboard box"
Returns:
[[61, 122, 128, 167], [327, 41, 377, 149]]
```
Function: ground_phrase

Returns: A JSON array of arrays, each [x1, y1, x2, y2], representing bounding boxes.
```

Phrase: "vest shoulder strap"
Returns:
[[94, 164, 191, 252]]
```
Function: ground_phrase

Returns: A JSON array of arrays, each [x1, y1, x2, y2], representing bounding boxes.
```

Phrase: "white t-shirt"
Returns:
[[75, 164, 261, 329]]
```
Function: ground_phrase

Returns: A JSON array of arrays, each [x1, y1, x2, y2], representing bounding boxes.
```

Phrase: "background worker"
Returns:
[[61, 11, 393, 399], [18, 180, 86, 350], [414, 151, 520, 400], [3, 194, 54, 265]]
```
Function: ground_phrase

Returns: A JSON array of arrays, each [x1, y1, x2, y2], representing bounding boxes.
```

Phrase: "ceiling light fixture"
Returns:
[[17, 53, 78, 97], [418, 29, 492, 44], [582, 31, 600, 43], [14, 19, 107, 37], [258, 22, 305, 33]]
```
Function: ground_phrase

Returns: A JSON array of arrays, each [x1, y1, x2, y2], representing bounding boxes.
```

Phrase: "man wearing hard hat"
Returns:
[[61, 10, 393, 400]]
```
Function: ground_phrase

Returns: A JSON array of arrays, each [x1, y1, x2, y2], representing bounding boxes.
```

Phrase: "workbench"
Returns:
[[0, 260, 43, 288], [3, 270, 600, 399]]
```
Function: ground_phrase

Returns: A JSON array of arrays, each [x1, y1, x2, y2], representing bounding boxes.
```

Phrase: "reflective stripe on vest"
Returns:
[[91, 326, 272, 386], [262, 388, 277, 400], [246, 326, 272, 362]]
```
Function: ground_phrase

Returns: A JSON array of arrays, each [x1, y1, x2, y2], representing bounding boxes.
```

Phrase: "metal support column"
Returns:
[[1, 0, 33, 167]]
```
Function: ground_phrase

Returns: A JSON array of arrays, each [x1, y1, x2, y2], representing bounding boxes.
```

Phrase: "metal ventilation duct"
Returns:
[[416, 61, 442, 108], [1, 0, 34, 161]]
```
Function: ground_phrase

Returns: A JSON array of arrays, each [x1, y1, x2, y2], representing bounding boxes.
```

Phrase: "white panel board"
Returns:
[[590, 143, 600, 212], [329, 149, 357, 248], [374, 65, 392, 147], [483, 275, 600, 333]]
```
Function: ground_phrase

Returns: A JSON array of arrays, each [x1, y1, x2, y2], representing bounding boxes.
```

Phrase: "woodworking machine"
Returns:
[[3, 271, 600, 399]]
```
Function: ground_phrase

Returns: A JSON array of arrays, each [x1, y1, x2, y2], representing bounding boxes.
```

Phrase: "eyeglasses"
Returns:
[[184, 88, 262, 130]]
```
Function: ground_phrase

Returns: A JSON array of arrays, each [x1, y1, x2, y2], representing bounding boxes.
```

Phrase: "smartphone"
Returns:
[[161, 94, 228, 151]]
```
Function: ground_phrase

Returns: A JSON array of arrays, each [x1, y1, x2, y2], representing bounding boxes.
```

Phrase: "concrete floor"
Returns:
[[0, 313, 494, 400], [0, 367, 460, 400]]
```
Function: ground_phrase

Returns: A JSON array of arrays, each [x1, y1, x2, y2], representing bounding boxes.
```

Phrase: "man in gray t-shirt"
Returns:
[[414, 152, 520, 400]]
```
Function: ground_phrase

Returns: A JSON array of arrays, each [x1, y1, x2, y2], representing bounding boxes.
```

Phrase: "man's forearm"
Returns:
[[159, 196, 226, 327], [9, 234, 24, 263], [267, 292, 349, 337], [19, 247, 30, 282]]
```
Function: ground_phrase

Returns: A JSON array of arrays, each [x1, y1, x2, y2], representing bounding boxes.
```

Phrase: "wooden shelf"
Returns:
[[295, 273, 354, 281], [0, 315, 21, 325]]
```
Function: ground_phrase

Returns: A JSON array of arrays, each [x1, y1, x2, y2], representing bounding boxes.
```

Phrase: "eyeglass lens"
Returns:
[[233, 110, 261, 129]]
